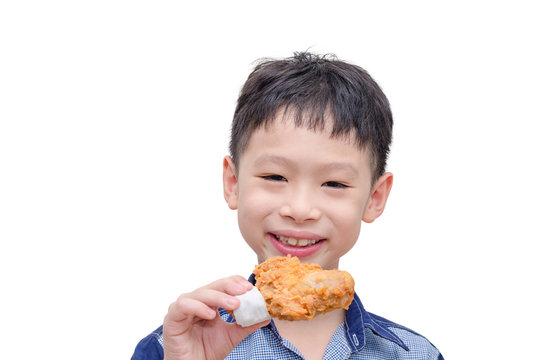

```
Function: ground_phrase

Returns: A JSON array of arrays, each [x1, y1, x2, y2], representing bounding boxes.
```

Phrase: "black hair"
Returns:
[[229, 51, 393, 183]]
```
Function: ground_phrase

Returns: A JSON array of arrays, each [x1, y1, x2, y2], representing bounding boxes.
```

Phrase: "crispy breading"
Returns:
[[253, 255, 355, 321]]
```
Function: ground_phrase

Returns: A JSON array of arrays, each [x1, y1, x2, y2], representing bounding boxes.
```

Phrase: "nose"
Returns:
[[279, 187, 322, 223]]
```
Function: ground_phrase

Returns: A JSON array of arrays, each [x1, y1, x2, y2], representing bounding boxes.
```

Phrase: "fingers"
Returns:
[[167, 297, 217, 323], [206, 275, 254, 296], [162, 276, 260, 359], [165, 276, 253, 325]]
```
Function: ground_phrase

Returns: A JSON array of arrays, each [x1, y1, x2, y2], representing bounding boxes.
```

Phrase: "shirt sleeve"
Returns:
[[131, 327, 164, 360]]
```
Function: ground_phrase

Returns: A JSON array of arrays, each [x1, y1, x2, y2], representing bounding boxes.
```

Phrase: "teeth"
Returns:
[[276, 235, 319, 247]]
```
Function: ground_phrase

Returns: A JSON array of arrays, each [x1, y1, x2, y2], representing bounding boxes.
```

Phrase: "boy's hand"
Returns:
[[163, 276, 270, 360]]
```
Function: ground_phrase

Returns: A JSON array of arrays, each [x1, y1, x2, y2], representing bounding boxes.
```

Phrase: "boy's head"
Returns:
[[223, 52, 394, 269], [229, 52, 393, 185]]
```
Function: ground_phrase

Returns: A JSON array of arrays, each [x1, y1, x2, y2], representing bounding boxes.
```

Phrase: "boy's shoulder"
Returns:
[[363, 311, 444, 360], [131, 326, 164, 360], [339, 293, 442, 359]]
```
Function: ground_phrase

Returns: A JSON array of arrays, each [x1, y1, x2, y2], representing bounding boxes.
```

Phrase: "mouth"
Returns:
[[271, 234, 323, 247], [268, 232, 325, 257]]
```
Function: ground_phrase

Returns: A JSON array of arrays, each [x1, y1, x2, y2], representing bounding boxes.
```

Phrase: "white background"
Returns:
[[1, 1, 543, 359]]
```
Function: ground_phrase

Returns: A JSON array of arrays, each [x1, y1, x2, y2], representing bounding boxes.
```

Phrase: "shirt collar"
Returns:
[[248, 273, 409, 352], [346, 293, 409, 351]]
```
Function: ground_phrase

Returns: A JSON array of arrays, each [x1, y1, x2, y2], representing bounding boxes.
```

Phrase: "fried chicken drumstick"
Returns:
[[253, 255, 355, 321]]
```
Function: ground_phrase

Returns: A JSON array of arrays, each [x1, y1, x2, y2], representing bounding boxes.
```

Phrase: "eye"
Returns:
[[323, 181, 348, 189], [261, 174, 287, 182]]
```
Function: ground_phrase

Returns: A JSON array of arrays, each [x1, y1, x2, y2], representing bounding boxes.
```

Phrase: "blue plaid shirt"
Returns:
[[132, 278, 443, 360]]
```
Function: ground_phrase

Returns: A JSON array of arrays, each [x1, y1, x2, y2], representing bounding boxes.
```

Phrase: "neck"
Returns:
[[274, 309, 346, 360]]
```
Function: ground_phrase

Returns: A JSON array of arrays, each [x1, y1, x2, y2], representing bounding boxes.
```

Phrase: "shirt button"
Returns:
[[352, 334, 359, 346]]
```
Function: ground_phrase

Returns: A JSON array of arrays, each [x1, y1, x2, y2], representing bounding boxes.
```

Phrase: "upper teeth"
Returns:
[[277, 235, 319, 247]]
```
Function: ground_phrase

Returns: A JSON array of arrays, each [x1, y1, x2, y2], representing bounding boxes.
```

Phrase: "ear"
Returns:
[[362, 172, 393, 223], [222, 156, 239, 210]]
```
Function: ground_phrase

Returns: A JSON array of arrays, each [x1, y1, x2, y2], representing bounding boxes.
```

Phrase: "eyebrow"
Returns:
[[254, 154, 292, 168], [320, 162, 359, 177], [254, 154, 359, 177]]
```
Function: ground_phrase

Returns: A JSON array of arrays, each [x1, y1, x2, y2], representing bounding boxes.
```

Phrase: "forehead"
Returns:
[[239, 115, 372, 174]]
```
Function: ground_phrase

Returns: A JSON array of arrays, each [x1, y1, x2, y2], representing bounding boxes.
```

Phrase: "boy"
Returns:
[[132, 52, 443, 360]]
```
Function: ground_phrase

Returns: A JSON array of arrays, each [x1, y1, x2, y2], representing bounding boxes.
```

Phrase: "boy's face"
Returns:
[[223, 115, 392, 270]]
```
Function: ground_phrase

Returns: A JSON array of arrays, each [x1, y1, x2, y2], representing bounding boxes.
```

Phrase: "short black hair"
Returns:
[[229, 51, 393, 183]]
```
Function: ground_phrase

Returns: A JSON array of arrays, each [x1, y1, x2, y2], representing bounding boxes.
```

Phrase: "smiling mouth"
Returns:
[[271, 234, 324, 247]]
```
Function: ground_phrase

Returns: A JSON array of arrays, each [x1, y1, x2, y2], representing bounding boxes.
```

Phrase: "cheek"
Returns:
[[237, 184, 276, 222], [331, 213, 362, 258], [337, 213, 362, 238], [328, 196, 366, 236]]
